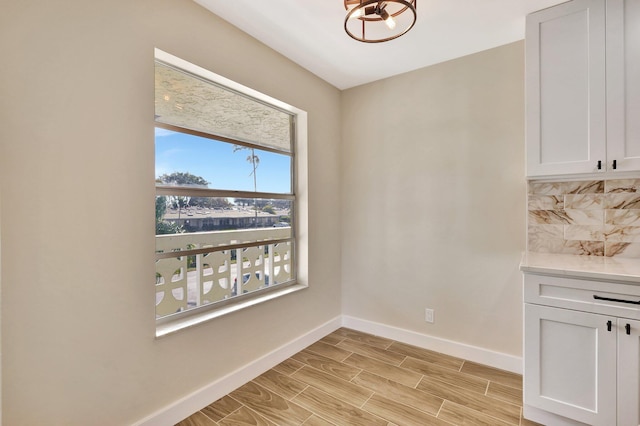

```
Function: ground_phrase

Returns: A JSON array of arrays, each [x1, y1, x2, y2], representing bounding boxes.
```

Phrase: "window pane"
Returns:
[[156, 128, 291, 194], [155, 62, 292, 153]]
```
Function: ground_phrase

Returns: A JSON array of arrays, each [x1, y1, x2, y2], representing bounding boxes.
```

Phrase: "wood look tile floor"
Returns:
[[176, 328, 541, 426]]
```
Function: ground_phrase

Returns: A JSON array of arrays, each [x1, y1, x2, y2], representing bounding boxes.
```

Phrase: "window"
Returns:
[[154, 49, 307, 335]]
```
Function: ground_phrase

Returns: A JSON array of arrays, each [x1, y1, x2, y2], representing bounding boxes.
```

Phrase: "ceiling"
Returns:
[[194, 0, 567, 90]]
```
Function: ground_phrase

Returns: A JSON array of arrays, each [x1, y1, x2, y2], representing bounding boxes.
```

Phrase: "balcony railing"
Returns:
[[155, 227, 292, 319]]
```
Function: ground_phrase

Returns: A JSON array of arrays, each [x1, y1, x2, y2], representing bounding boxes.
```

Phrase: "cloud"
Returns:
[[155, 128, 175, 138]]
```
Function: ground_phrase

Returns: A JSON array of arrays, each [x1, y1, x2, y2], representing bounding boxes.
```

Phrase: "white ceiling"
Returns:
[[195, 0, 567, 90]]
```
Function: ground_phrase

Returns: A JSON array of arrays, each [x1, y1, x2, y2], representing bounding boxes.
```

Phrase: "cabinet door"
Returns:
[[618, 318, 640, 426], [524, 304, 616, 425], [526, 0, 606, 177], [606, 0, 640, 172]]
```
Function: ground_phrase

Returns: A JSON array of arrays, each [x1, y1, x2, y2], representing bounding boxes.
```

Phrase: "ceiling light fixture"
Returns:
[[344, 0, 417, 43]]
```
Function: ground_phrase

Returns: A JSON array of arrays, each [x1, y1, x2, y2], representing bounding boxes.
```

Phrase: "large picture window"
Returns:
[[154, 49, 307, 334]]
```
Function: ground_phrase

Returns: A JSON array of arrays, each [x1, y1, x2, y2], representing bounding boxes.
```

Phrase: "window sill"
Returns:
[[155, 283, 308, 338]]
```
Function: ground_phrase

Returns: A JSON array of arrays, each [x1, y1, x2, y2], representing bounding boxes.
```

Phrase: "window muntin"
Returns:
[[154, 52, 299, 325]]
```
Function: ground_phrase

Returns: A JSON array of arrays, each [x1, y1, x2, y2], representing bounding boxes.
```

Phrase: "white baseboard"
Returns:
[[342, 315, 523, 374], [133, 316, 342, 426]]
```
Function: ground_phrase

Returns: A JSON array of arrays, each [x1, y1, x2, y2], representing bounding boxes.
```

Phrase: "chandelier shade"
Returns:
[[344, 0, 417, 43]]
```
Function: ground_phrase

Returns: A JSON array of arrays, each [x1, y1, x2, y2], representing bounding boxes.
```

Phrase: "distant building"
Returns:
[[162, 207, 286, 232]]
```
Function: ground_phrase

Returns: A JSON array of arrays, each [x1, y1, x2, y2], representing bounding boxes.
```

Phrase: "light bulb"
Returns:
[[385, 15, 396, 29], [350, 7, 364, 19], [350, 5, 375, 19], [379, 9, 396, 29]]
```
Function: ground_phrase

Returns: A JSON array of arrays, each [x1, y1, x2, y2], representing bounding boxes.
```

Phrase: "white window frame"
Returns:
[[154, 48, 308, 337]]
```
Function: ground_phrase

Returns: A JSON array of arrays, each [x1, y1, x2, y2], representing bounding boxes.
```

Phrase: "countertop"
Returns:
[[520, 252, 640, 283]]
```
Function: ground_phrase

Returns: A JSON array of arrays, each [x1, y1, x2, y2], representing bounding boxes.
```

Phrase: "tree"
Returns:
[[232, 146, 260, 191], [157, 172, 230, 209], [156, 195, 167, 222], [279, 215, 291, 224], [155, 195, 183, 235], [157, 172, 209, 187], [156, 220, 183, 235], [157, 172, 205, 211], [262, 205, 276, 214], [233, 146, 260, 227], [235, 198, 270, 209]]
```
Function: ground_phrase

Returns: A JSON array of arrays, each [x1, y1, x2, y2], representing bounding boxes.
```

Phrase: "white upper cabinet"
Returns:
[[607, 0, 640, 172], [526, 0, 606, 177], [526, 0, 640, 178]]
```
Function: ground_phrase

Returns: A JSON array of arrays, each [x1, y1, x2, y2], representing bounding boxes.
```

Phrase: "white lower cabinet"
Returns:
[[618, 317, 640, 426], [524, 274, 640, 425], [524, 304, 616, 425]]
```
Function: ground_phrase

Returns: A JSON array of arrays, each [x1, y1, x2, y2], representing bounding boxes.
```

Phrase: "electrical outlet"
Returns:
[[425, 308, 434, 323]]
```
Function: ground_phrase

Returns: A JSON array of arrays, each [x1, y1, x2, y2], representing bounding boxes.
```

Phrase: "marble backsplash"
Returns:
[[528, 179, 640, 257]]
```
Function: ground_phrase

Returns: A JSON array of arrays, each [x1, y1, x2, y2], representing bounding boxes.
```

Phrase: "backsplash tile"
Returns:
[[564, 225, 605, 242], [605, 179, 640, 193], [604, 225, 640, 243], [527, 179, 640, 258], [564, 194, 604, 210], [606, 193, 640, 209], [606, 242, 640, 257], [528, 210, 571, 225], [564, 209, 604, 225], [606, 209, 640, 226], [528, 195, 563, 210], [529, 180, 604, 195]]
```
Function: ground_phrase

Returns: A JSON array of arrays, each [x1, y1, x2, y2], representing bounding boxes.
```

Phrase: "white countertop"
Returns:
[[520, 252, 640, 283]]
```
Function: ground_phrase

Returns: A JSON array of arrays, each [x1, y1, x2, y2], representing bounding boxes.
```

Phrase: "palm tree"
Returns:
[[233, 146, 260, 227]]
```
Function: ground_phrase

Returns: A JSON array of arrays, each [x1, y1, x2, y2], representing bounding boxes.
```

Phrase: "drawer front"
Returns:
[[524, 274, 640, 319]]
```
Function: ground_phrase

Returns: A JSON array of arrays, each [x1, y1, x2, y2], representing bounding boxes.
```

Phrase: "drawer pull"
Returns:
[[593, 295, 640, 305], [626, 323, 631, 335], [607, 320, 613, 332]]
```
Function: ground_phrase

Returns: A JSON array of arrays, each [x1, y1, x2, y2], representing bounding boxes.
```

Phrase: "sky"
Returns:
[[155, 128, 291, 194]]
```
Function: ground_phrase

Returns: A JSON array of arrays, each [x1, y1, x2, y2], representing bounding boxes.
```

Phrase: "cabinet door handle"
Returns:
[[597, 160, 602, 170], [607, 320, 613, 332], [626, 323, 631, 335], [594, 295, 640, 305], [612, 159, 617, 170]]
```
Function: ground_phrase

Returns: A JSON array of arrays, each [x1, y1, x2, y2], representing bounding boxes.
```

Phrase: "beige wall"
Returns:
[[341, 42, 526, 356], [0, 1, 341, 425]]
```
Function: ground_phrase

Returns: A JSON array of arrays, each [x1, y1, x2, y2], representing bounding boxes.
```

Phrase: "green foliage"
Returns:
[[232, 146, 260, 184], [205, 198, 232, 208], [155, 195, 184, 235], [156, 196, 167, 222], [155, 220, 184, 235], [157, 172, 209, 186], [279, 215, 291, 223], [235, 198, 272, 209], [157, 171, 230, 209], [270, 199, 291, 209], [262, 205, 276, 214]]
